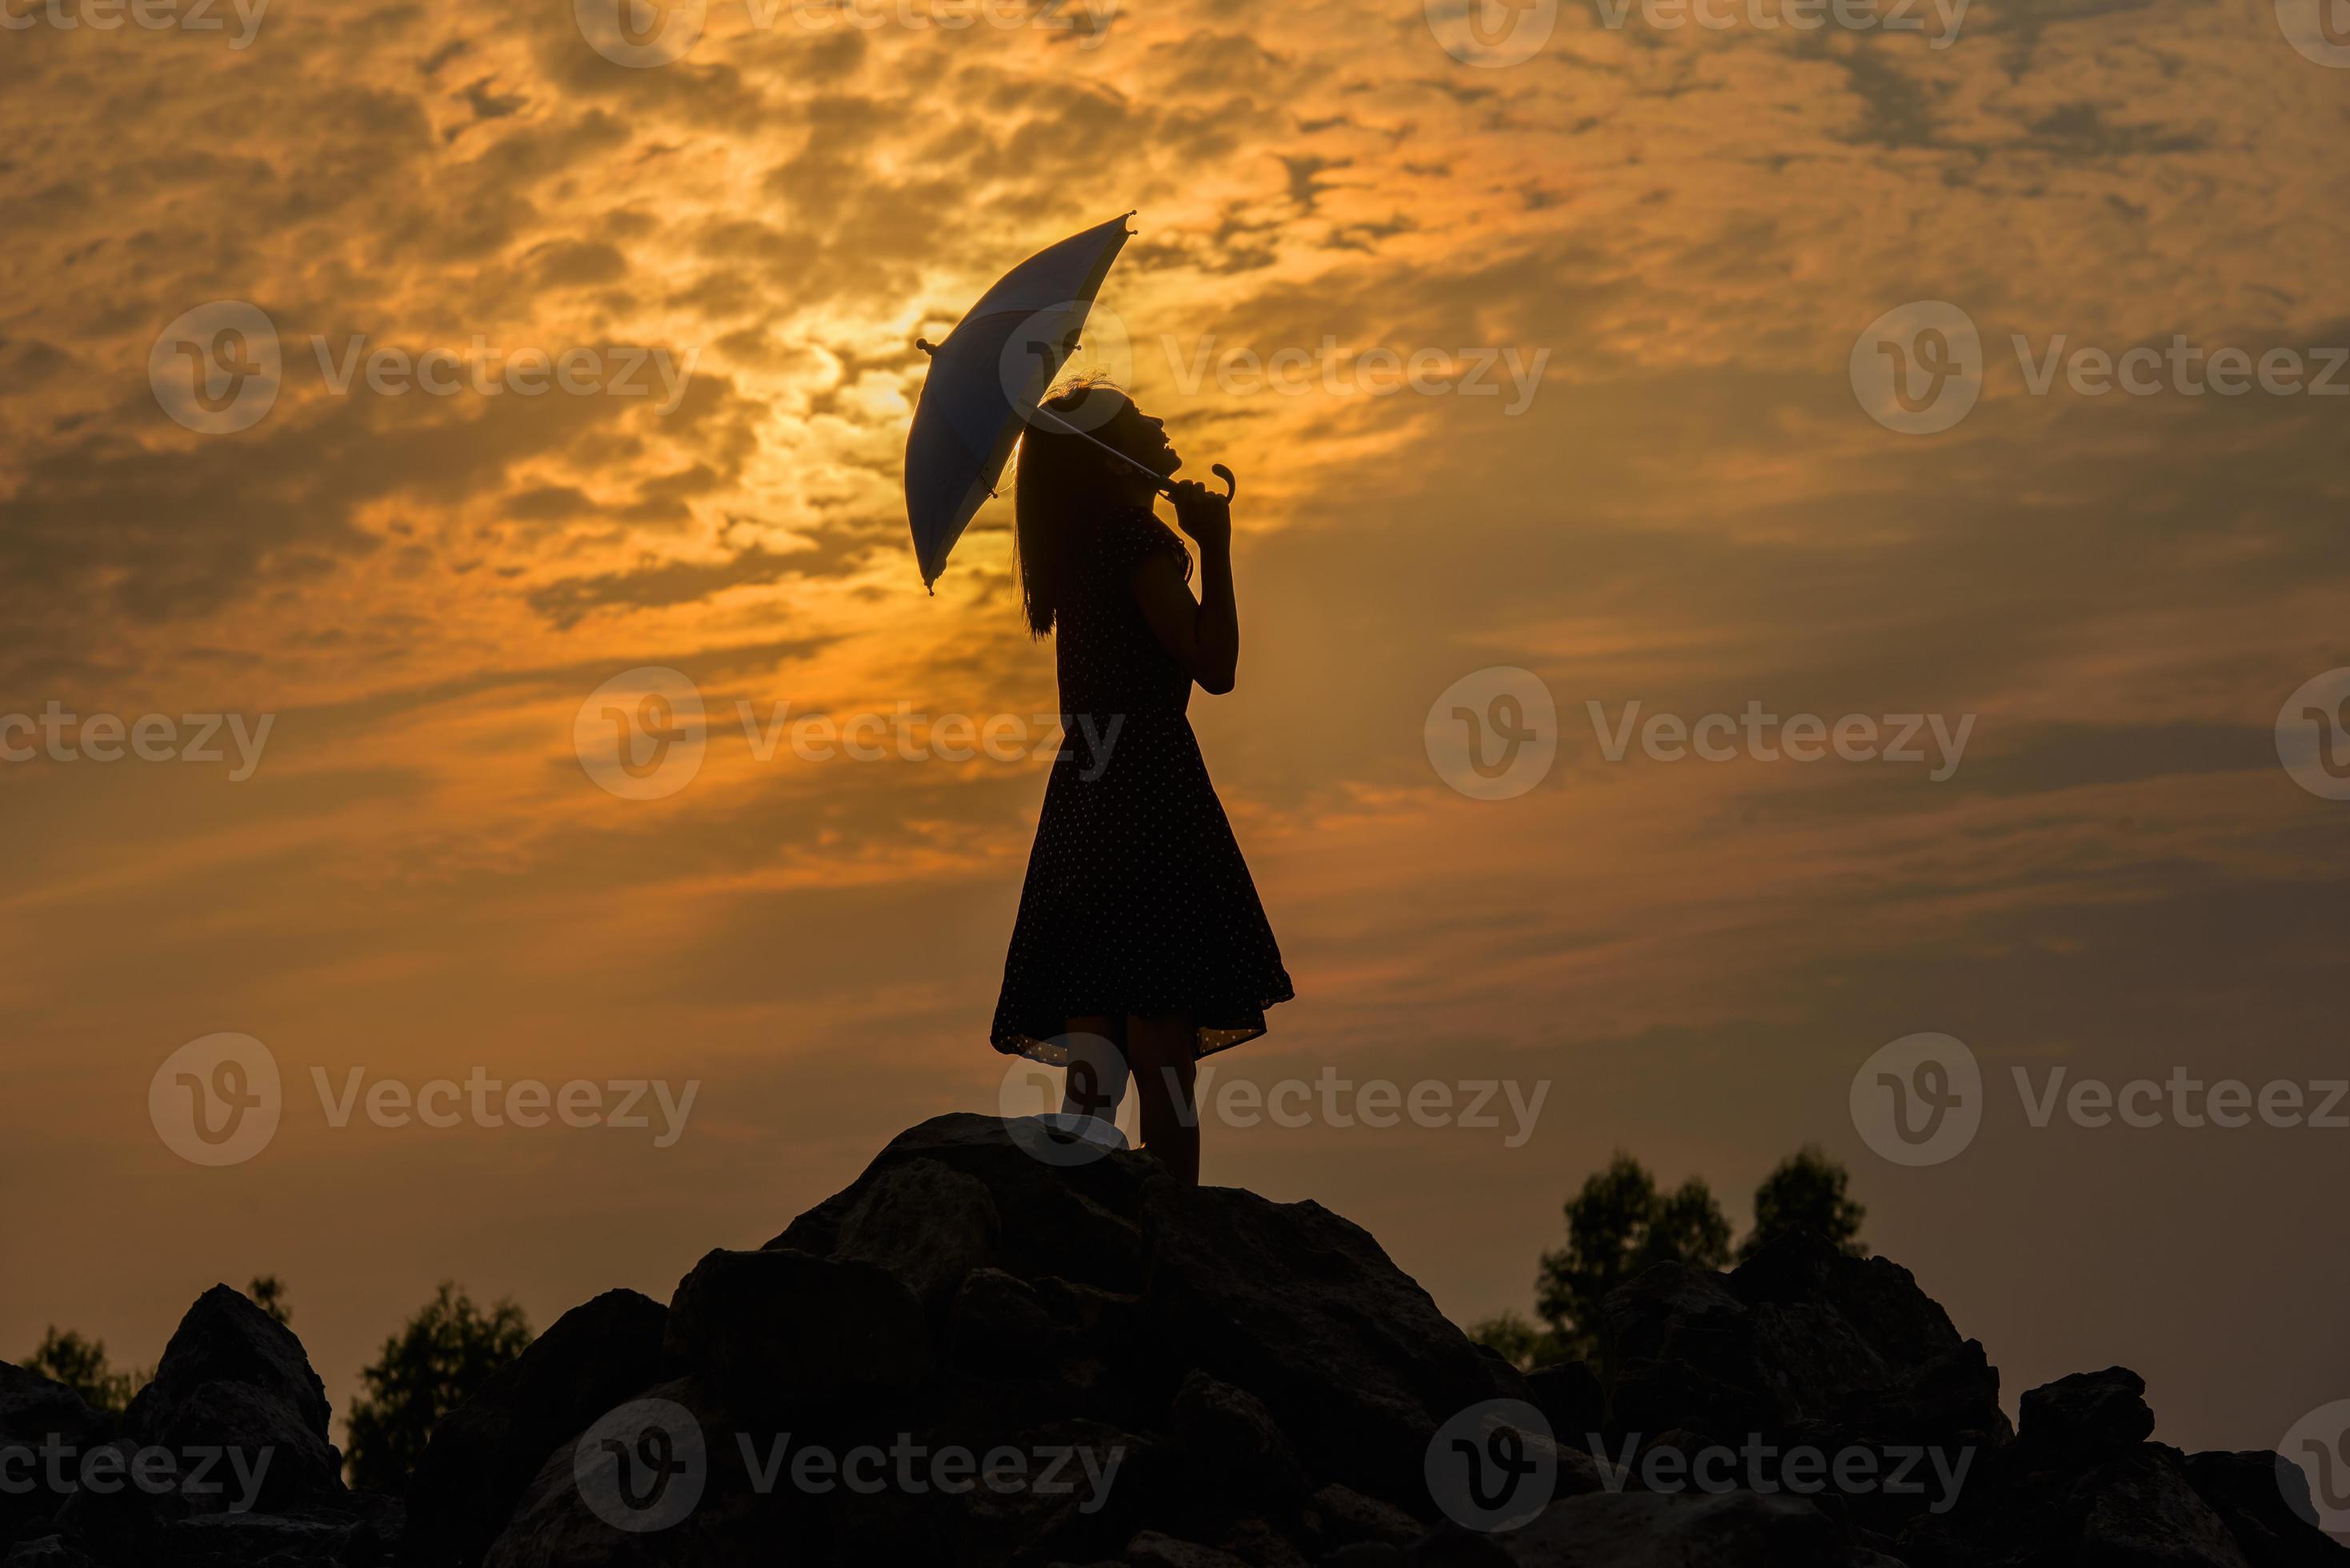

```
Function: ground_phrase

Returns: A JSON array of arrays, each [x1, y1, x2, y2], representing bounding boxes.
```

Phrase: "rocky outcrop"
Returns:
[[6, 1286, 401, 1568], [6, 1114, 2342, 1568]]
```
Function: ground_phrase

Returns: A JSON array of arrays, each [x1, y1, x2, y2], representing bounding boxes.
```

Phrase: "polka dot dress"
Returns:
[[992, 503, 1295, 1064]]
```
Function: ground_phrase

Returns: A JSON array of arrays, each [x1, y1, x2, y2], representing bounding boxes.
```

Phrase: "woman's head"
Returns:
[[1012, 381, 1182, 635]]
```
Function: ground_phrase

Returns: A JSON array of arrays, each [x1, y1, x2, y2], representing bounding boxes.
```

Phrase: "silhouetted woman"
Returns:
[[991, 382, 1293, 1186]]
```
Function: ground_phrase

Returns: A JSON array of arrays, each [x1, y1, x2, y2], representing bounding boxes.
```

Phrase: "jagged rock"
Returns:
[[123, 1286, 342, 1513], [1498, 1489, 1873, 1566], [1142, 1179, 1522, 1514], [41, 1288, 354, 1566], [2016, 1366, 2156, 1462], [2080, 1450, 2253, 1567], [1309, 1482, 1427, 1549], [767, 1113, 1154, 1293], [663, 1246, 930, 1412], [479, 1376, 784, 1568], [829, 1157, 1003, 1314], [1123, 1530, 1251, 1568], [1167, 1372, 1307, 1502], [403, 1288, 667, 1568], [2183, 1450, 2341, 1568], [1523, 1361, 1603, 1443], [1599, 1228, 2008, 1542], [1335, 1490, 1879, 1566], [2, 1537, 94, 1568]]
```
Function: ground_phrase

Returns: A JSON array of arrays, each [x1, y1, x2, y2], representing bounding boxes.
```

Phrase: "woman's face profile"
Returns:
[[1099, 394, 1181, 479]]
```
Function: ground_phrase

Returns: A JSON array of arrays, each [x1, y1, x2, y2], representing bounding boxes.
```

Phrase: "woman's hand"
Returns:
[[1167, 480, 1231, 553]]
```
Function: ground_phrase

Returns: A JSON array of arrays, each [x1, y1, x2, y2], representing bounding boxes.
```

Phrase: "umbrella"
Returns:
[[903, 213, 1231, 590]]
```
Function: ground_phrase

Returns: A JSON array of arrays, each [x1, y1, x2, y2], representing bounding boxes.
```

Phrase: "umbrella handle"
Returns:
[[1156, 463, 1238, 501]]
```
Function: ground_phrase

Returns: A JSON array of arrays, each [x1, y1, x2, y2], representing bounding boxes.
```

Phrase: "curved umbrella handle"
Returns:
[[1211, 463, 1236, 500]]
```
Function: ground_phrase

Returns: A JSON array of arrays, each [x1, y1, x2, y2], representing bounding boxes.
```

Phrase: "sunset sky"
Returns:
[[3, 0, 2348, 1468]]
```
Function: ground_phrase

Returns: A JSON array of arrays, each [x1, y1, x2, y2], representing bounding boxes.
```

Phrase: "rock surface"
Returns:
[[6, 1114, 2343, 1568]]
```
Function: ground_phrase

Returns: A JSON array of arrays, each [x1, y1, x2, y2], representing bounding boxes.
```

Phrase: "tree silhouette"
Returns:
[[1737, 1144, 1868, 1262], [344, 1282, 532, 1493], [22, 1328, 145, 1413], [247, 1275, 294, 1326], [1473, 1147, 1866, 1370]]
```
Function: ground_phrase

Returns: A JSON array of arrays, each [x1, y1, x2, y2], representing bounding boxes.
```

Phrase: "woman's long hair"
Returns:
[[1011, 379, 1124, 638]]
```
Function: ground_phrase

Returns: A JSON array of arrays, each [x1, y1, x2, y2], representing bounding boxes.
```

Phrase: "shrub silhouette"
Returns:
[[344, 1282, 531, 1493]]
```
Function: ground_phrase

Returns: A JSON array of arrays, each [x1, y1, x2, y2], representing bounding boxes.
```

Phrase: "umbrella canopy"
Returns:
[[903, 214, 1136, 589]]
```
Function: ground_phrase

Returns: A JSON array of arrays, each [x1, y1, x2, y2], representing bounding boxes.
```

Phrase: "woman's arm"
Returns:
[[1131, 482, 1238, 694]]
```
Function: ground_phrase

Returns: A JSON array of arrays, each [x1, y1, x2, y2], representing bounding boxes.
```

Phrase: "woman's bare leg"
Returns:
[[1061, 1015, 1129, 1125], [1124, 1013, 1199, 1186]]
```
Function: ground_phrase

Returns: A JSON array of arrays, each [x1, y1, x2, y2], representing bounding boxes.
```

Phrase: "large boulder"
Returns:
[[122, 1286, 341, 1513], [2183, 1450, 2345, 1568], [403, 1289, 668, 1568], [33, 1289, 400, 1568], [767, 1113, 1154, 1294], [1141, 1179, 1526, 1515], [663, 1246, 931, 1415]]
